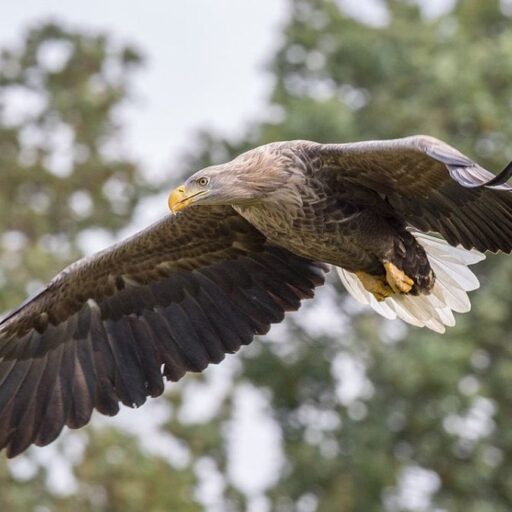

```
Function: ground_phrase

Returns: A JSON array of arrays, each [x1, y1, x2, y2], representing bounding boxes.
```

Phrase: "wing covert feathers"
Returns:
[[0, 206, 326, 457]]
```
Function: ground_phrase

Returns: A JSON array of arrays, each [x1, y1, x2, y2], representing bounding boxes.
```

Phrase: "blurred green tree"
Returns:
[[0, 22, 147, 311], [3, 1, 512, 511], [0, 23, 201, 512]]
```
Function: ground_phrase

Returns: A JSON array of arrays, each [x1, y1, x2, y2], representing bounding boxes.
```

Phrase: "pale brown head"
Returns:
[[168, 143, 305, 213]]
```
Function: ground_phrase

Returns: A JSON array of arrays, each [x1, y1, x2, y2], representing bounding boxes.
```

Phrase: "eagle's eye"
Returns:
[[197, 177, 209, 187]]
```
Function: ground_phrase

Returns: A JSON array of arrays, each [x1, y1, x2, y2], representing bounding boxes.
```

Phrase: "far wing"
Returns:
[[314, 135, 512, 252]]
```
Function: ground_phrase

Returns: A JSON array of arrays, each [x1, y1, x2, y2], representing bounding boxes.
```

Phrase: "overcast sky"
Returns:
[[0, 0, 288, 179], [0, 0, 454, 180]]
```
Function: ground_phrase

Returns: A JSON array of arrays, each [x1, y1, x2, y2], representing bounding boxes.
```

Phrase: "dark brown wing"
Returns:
[[0, 205, 326, 457], [312, 135, 512, 252]]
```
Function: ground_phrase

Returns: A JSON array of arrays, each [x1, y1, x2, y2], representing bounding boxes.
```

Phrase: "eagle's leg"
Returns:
[[355, 271, 394, 301], [383, 261, 414, 294]]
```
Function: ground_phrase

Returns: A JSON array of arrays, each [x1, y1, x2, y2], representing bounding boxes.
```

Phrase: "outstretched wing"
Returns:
[[313, 135, 512, 252], [0, 205, 326, 457]]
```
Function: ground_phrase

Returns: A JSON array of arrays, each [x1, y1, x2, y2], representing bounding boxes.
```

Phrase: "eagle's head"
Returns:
[[168, 143, 306, 213]]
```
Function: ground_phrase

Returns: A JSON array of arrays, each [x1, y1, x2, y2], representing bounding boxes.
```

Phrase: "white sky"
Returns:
[[0, 0, 288, 178]]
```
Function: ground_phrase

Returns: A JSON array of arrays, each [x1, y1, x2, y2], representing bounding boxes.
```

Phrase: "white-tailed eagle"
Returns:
[[1, 135, 511, 457]]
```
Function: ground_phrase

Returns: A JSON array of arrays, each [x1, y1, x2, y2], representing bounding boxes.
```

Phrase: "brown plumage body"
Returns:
[[234, 143, 434, 294]]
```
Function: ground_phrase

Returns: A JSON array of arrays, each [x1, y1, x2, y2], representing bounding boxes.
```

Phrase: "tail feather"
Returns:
[[337, 232, 485, 333]]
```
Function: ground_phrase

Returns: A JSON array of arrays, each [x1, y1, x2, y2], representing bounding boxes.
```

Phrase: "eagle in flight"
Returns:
[[1, 135, 511, 457]]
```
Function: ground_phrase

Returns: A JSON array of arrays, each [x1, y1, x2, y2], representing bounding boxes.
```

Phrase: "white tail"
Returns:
[[337, 233, 485, 333]]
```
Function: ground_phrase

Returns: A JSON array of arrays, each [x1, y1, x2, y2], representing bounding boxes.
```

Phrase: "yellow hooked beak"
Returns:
[[168, 185, 206, 213], [168, 185, 189, 213]]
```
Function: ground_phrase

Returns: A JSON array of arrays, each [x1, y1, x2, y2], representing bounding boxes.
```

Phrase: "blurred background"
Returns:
[[1, 1, 512, 511]]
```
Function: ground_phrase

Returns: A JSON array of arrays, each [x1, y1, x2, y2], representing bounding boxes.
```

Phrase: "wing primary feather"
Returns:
[[92, 359, 120, 416], [253, 251, 322, 296], [61, 335, 81, 429], [103, 319, 148, 408], [125, 316, 165, 398], [140, 311, 187, 382], [449, 160, 512, 189], [68, 364, 93, 429], [0, 359, 33, 413], [4, 357, 48, 457], [0, 334, 25, 361], [236, 284, 285, 324], [89, 313, 121, 416], [463, 204, 502, 252], [199, 266, 271, 333], [69, 336, 97, 427], [241, 257, 303, 310], [74, 307, 92, 339], [91, 319, 120, 386], [32, 318, 76, 359], [33, 343, 66, 446], [36, 376, 67, 446], [194, 271, 253, 350], [151, 273, 197, 305], [179, 292, 226, 364], [228, 288, 274, 335], [200, 263, 246, 293], [160, 303, 210, 372]]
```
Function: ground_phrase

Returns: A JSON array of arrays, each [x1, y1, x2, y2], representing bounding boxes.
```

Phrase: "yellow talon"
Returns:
[[383, 261, 414, 294], [356, 271, 394, 301]]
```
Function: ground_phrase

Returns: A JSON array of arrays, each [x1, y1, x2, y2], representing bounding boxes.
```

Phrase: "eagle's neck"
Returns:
[[231, 143, 315, 240], [232, 180, 308, 243]]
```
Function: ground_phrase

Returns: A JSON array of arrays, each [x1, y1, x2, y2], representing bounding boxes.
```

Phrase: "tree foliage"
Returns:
[[0, 23, 200, 512], [0, 23, 147, 312]]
